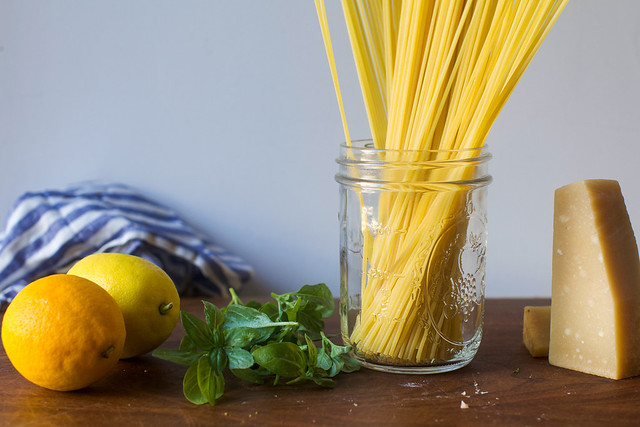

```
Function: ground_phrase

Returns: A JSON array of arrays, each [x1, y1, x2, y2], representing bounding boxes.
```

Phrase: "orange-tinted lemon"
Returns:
[[1, 274, 126, 391], [68, 253, 180, 358]]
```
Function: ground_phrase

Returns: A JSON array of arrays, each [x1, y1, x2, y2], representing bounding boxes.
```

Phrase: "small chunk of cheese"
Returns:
[[523, 306, 550, 357], [549, 179, 640, 379]]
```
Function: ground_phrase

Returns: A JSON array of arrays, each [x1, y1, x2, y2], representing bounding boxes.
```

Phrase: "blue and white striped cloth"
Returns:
[[0, 182, 253, 309]]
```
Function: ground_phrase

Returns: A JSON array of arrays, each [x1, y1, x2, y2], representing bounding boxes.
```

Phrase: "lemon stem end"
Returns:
[[159, 302, 174, 315], [101, 345, 115, 359]]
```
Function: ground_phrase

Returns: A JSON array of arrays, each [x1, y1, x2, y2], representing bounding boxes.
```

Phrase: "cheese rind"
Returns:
[[549, 179, 640, 380], [523, 306, 550, 357]]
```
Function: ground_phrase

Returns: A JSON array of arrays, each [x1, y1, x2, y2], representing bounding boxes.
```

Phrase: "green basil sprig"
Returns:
[[152, 283, 360, 405]]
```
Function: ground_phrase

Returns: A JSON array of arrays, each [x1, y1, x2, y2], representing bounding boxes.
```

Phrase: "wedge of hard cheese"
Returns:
[[523, 306, 551, 357], [549, 179, 640, 379]]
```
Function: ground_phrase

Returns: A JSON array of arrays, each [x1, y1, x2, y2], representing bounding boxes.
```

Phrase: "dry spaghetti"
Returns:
[[317, 0, 568, 365]]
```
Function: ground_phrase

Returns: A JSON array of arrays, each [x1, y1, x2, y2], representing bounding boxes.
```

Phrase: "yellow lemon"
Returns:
[[1, 274, 126, 391], [68, 253, 180, 359]]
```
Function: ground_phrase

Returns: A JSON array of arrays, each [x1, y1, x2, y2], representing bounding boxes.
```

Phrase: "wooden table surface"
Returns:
[[2, 297, 640, 426]]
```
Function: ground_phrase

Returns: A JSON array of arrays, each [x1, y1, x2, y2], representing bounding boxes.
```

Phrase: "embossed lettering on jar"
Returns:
[[336, 140, 492, 374]]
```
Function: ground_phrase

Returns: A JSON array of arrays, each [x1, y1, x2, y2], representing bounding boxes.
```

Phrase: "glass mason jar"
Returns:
[[336, 140, 492, 374]]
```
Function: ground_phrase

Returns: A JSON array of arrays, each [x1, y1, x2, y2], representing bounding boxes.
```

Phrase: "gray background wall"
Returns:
[[1, 1, 639, 297]]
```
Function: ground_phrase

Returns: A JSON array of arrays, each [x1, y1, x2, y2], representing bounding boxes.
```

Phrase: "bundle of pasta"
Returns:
[[316, 0, 568, 368]]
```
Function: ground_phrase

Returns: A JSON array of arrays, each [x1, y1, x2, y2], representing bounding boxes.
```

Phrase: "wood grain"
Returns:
[[2, 298, 639, 426]]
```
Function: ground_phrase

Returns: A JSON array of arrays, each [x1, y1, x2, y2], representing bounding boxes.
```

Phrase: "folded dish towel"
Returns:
[[0, 182, 253, 309]]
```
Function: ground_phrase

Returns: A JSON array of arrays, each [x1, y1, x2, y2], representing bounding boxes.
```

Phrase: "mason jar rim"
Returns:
[[337, 139, 492, 164]]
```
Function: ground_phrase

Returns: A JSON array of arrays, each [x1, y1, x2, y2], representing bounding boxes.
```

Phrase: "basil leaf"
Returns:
[[252, 342, 307, 378], [225, 347, 254, 370], [245, 300, 262, 310], [322, 332, 351, 358], [298, 329, 322, 343], [224, 304, 293, 330], [295, 283, 335, 318], [225, 326, 273, 348], [231, 368, 265, 384], [288, 298, 302, 322], [259, 301, 279, 321], [179, 335, 197, 352], [209, 348, 228, 375], [304, 334, 318, 368], [223, 305, 297, 346], [202, 301, 224, 331], [329, 341, 351, 359], [332, 360, 344, 376], [212, 326, 226, 348], [316, 347, 332, 371], [152, 348, 202, 366], [271, 292, 299, 321], [311, 376, 335, 388], [180, 311, 214, 350], [319, 332, 360, 376], [297, 303, 325, 333], [183, 362, 207, 405], [198, 355, 224, 405], [340, 354, 361, 373], [213, 373, 225, 400]]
